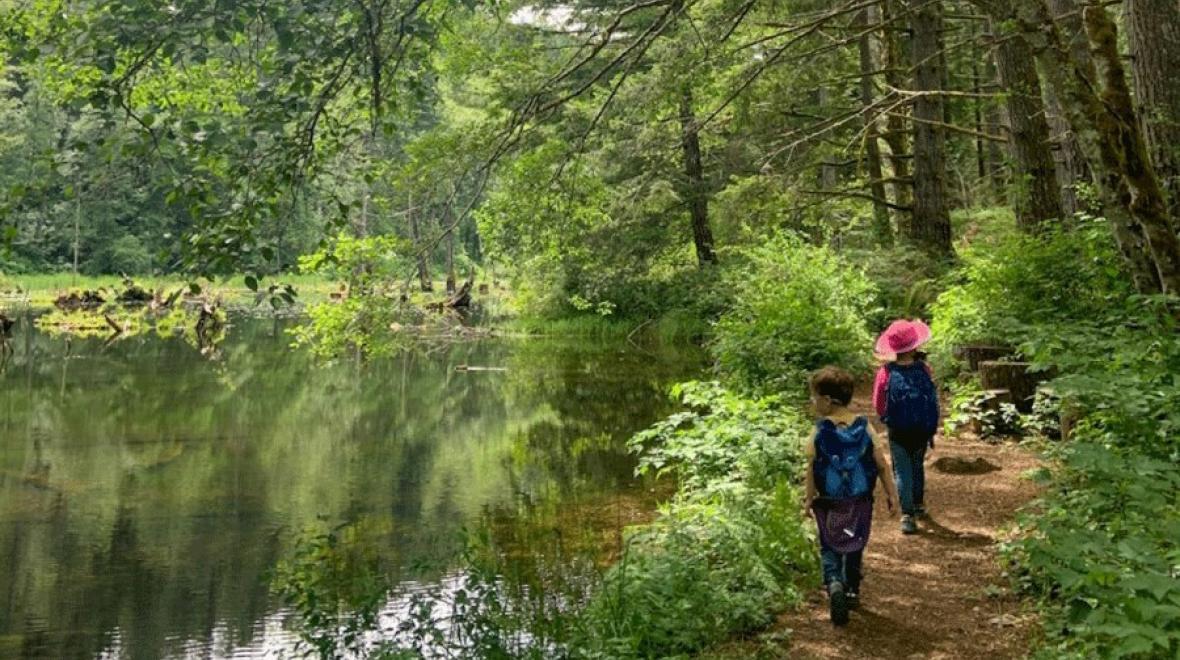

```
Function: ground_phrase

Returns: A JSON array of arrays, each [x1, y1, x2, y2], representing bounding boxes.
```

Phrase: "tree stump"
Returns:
[[955, 344, 1014, 371], [979, 361, 1053, 413]]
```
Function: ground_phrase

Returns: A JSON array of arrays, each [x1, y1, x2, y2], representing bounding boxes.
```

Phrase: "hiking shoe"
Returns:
[[915, 506, 928, 519], [846, 591, 860, 610], [828, 581, 850, 626], [901, 515, 918, 535]]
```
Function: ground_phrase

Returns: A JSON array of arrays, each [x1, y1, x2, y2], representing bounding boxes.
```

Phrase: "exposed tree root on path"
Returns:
[[705, 397, 1042, 660]]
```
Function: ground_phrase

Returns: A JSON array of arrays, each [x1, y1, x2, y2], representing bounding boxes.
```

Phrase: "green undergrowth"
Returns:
[[1001, 296, 1180, 660], [930, 220, 1180, 659], [711, 234, 877, 396], [573, 381, 814, 657]]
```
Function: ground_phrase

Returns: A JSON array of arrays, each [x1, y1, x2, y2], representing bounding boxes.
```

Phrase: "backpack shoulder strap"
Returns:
[[849, 417, 873, 456], [814, 419, 841, 460]]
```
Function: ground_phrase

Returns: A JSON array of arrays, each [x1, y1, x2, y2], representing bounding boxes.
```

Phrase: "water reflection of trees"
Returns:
[[0, 318, 701, 659]]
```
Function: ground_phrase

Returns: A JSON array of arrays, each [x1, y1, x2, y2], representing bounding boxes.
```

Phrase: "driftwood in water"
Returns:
[[979, 361, 1053, 413], [116, 279, 153, 305], [955, 344, 1013, 371], [103, 314, 123, 335], [54, 290, 105, 311], [195, 303, 223, 351], [446, 278, 474, 308]]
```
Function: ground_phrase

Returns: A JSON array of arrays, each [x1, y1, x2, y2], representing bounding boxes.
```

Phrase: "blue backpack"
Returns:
[[881, 362, 940, 435], [813, 418, 878, 499]]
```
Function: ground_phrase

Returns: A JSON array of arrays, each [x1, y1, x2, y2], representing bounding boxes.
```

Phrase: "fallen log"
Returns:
[[103, 314, 123, 335]]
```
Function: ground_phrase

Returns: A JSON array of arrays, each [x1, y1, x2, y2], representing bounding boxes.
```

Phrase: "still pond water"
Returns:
[[0, 315, 704, 659]]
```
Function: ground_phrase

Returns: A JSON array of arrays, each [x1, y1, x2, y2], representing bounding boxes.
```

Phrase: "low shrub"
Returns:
[[711, 235, 877, 395], [576, 381, 816, 657]]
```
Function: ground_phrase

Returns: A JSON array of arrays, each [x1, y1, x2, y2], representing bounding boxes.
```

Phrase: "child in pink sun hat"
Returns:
[[871, 319, 940, 535]]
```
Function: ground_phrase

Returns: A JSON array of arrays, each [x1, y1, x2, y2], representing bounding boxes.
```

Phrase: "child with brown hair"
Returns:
[[805, 366, 899, 626]]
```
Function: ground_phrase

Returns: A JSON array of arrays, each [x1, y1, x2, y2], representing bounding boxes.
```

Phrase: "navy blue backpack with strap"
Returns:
[[812, 417, 878, 499], [881, 361, 940, 436]]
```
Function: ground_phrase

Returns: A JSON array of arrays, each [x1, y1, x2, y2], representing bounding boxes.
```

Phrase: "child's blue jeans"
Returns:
[[820, 545, 863, 592], [889, 437, 928, 515]]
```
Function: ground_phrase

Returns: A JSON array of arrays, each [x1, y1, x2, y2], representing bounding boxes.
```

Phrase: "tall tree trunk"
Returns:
[[908, 0, 953, 255], [858, 5, 893, 245], [817, 86, 839, 191], [881, 0, 913, 234], [1082, 3, 1180, 293], [1045, 0, 1095, 216], [988, 15, 1064, 230], [678, 89, 717, 266], [444, 206, 457, 294], [407, 198, 432, 292], [981, 36, 1008, 196], [1013, 0, 1170, 293], [971, 21, 987, 202], [1044, 84, 1091, 216], [1125, 0, 1180, 219], [72, 182, 80, 286]]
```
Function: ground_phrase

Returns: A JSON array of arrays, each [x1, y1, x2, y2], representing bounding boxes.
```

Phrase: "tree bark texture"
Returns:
[[881, 0, 913, 235], [988, 15, 1063, 230], [1125, 0, 1180, 219], [858, 5, 893, 245], [1044, 83, 1092, 216], [679, 89, 717, 266], [908, 0, 953, 255]]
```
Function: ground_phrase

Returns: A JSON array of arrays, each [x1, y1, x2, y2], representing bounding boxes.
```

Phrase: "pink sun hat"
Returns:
[[874, 319, 932, 360]]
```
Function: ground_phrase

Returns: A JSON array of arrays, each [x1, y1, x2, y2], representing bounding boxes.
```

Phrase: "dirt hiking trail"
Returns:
[[710, 394, 1042, 659]]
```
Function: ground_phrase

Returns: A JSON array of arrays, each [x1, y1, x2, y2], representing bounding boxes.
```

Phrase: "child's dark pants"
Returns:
[[889, 432, 930, 515], [820, 544, 863, 592]]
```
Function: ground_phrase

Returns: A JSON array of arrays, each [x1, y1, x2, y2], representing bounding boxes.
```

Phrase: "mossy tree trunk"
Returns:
[[1009, 0, 1179, 295]]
